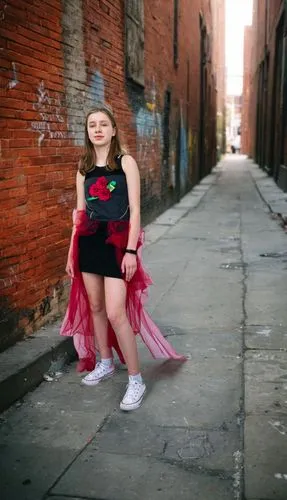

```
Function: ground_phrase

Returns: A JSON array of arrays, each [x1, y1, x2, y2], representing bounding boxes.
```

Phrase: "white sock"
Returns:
[[129, 373, 143, 384], [101, 358, 113, 368]]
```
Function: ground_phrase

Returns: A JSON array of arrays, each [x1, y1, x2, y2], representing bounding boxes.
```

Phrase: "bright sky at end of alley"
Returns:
[[225, 0, 253, 96]]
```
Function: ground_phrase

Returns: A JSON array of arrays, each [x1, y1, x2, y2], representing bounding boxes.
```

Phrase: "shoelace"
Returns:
[[94, 362, 104, 372], [88, 362, 108, 378], [125, 381, 141, 398]]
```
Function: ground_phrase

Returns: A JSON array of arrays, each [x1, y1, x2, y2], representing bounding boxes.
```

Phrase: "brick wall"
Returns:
[[242, 0, 286, 189], [211, 0, 226, 156], [241, 26, 252, 155], [0, 0, 222, 349]]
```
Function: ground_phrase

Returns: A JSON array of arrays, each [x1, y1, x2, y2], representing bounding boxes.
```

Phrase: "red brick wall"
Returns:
[[0, 0, 221, 349], [212, 0, 226, 155], [242, 26, 252, 155], [243, 0, 286, 171]]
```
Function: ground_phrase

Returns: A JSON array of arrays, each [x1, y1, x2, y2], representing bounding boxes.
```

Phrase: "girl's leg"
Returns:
[[104, 277, 146, 411], [81, 272, 115, 385], [82, 272, 111, 359], [104, 277, 139, 374]]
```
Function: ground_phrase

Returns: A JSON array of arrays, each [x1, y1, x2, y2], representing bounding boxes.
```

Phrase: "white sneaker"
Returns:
[[81, 362, 115, 386], [120, 380, 146, 411]]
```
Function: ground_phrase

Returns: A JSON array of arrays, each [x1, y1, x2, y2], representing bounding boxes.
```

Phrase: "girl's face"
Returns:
[[87, 111, 116, 147]]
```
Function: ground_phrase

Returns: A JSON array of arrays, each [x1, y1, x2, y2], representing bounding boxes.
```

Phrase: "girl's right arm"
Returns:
[[65, 170, 85, 277], [76, 169, 86, 210]]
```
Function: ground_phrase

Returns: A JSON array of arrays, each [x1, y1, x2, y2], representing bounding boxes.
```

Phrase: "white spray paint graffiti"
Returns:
[[0, 62, 19, 90], [7, 62, 18, 88], [31, 81, 67, 146]]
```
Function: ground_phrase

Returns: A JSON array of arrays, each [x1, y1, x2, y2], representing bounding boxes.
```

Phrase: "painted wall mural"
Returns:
[[179, 106, 188, 194], [134, 77, 163, 165]]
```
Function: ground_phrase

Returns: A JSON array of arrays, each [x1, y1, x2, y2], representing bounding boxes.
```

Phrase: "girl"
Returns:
[[61, 105, 184, 411]]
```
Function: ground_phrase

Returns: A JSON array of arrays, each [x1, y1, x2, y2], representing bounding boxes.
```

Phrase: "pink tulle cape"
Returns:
[[60, 210, 185, 372]]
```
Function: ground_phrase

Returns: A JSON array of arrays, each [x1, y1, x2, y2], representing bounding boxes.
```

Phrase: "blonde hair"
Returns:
[[79, 105, 124, 175]]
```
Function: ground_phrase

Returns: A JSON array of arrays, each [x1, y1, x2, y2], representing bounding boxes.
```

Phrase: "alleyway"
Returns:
[[1, 156, 287, 500]]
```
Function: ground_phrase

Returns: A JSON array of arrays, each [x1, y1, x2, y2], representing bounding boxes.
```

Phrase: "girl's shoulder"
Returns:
[[121, 154, 137, 171]]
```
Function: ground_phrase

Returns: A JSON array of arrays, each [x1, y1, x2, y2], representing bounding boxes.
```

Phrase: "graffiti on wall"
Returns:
[[62, 0, 107, 145], [31, 80, 67, 146], [179, 103, 188, 194], [0, 61, 19, 91], [135, 77, 163, 164], [8, 62, 18, 89], [62, 0, 86, 145], [169, 104, 196, 195], [136, 107, 162, 163], [90, 70, 105, 104], [188, 128, 197, 179]]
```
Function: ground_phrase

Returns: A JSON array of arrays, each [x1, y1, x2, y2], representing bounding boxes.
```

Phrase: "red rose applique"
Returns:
[[87, 177, 116, 202], [89, 176, 111, 201]]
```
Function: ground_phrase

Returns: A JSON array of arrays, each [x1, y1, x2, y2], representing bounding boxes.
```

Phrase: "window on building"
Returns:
[[174, 0, 179, 67], [125, 0, 144, 86]]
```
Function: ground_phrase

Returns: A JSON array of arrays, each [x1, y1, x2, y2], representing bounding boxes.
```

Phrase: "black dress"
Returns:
[[78, 155, 130, 279]]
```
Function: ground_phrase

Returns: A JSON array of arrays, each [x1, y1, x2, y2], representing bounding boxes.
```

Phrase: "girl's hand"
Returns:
[[121, 253, 137, 282], [65, 256, 74, 278]]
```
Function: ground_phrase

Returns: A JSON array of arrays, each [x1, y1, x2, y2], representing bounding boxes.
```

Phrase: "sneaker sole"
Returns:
[[120, 387, 146, 411], [81, 369, 115, 386]]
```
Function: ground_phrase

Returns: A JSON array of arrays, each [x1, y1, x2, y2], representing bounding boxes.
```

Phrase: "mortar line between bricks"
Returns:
[[42, 410, 116, 500]]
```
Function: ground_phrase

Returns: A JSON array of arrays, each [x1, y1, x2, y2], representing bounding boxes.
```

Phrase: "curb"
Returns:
[[0, 323, 76, 413], [247, 159, 287, 222]]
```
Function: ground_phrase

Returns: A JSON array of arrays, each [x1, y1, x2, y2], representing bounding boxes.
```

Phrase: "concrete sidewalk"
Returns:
[[1, 155, 287, 500]]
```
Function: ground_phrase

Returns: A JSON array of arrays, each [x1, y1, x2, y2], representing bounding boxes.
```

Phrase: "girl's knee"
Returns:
[[89, 300, 105, 315], [106, 308, 126, 328]]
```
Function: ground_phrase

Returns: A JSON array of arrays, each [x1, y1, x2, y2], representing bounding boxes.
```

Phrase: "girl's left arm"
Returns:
[[122, 154, 141, 249], [121, 154, 141, 281]]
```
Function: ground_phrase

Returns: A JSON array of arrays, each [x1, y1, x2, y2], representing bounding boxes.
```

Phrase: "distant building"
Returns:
[[242, 0, 287, 191], [211, 0, 226, 157], [241, 25, 252, 155], [225, 95, 242, 151]]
